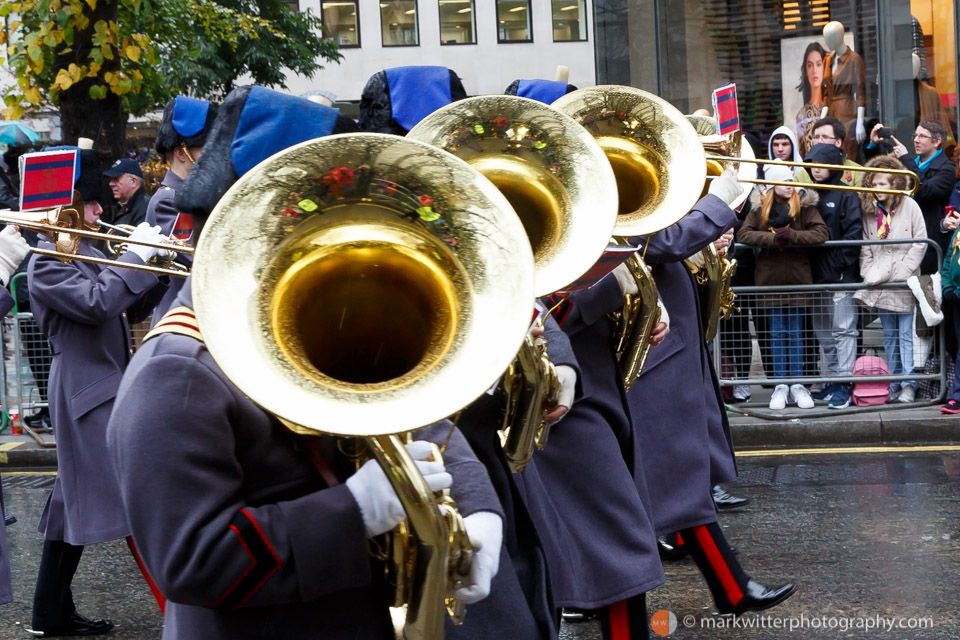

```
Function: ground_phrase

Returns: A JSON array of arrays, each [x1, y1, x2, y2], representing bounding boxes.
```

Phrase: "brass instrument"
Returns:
[[191, 133, 536, 640], [686, 116, 746, 342], [101, 221, 137, 257], [408, 95, 618, 470], [0, 200, 191, 278], [552, 86, 707, 386], [97, 220, 191, 275]]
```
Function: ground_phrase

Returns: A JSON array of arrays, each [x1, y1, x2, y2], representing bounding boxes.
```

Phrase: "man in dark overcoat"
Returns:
[[627, 172, 796, 616], [107, 85, 507, 640], [145, 96, 218, 323], [26, 149, 170, 636]]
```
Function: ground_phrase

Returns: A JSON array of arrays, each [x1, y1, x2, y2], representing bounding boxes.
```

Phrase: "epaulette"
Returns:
[[143, 306, 203, 343]]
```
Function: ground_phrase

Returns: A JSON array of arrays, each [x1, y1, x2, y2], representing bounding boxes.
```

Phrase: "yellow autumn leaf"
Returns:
[[2, 106, 24, 121], [84, 0, 96, 10], [24, 86, 41, 104], [87, 60, 100, 76], [124, 45, 139, 62], [68, 63, 81, 82], [54, 68, 73, 90]]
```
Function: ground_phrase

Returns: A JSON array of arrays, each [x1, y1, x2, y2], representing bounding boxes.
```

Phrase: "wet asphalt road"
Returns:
[[0, 448, 959, 639]]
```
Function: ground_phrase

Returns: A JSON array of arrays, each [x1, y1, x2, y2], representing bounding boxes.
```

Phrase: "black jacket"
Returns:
[[898, 149, 954, 274], [107, 186, 150, 228], [804, 144, 863, 284]]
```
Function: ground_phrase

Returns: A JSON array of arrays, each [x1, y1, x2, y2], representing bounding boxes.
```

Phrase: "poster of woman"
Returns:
[[781, 33, 854, 157]]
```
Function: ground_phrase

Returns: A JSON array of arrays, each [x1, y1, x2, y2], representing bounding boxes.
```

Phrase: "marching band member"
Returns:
[[0, 225, 30, 608], [107, 85, 505, 639], [359, 67, 571, 639], [27, 149, 170, 636], [145, 96, 218, 323], [627, 170, 797, 615]]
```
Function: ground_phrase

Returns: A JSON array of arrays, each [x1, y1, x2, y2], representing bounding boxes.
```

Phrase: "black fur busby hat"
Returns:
[[155, 96, 219, 156], [504, 79, 577, 104], [74, 149, 104, 204], [175, 85, 358, 223], [358, 66, 467, 135]]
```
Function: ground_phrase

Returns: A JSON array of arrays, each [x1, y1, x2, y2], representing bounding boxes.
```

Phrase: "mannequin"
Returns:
[[821, 21, 866, 157]]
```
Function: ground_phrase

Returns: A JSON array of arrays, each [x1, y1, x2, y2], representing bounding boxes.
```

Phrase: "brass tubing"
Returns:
[[30, 247, 189, 278], [0, 216, 194, 254], [704, 154, 919, 196]]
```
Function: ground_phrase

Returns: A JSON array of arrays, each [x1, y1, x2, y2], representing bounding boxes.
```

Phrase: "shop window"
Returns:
[[552, 0, 587, 41], [322, 1, 360, 47], [282, 0, 300, 13], [439, 0, 477, 45], [497, 0, 533, 43], [381, 0, 420, 46]]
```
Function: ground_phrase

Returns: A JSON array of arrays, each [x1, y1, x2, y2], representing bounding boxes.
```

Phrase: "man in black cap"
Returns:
[[103, 157, 149, 228], [145, 96, 218, 321]]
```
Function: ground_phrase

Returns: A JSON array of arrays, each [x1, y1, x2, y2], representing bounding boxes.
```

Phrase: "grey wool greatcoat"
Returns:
[[28, 238, 166, 546], [145, 169, 189, 324], [629, 194, 739, 536], [106, 278, 505, 640], [449, 315, 577, 640], [0, 288, 12, 604], [516, 274, 664, 610]]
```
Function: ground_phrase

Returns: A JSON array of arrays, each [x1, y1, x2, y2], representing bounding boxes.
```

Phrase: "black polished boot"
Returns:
[[657, 538, 688, 561], [4, 515, 15, 526], [721, 581, 797, 615], [27, 612, 114, 637], [561, 608, 600, 623], [712, 485, 750, 510]]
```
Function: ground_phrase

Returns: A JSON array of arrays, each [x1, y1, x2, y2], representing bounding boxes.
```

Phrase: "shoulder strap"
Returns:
[[143, 306, 203, 343]]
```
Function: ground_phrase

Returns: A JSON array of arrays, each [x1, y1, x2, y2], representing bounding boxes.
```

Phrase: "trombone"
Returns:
[[0, 205, 191, 278], [704, 155, 920, 196]]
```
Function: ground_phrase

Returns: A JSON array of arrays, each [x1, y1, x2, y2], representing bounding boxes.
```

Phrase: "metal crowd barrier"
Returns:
[[714, 238, 947, 418], [2, 271, 154, 443]]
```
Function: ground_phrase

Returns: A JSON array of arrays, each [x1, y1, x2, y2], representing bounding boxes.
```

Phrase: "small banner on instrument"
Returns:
[[712, 84, 740, 136], [19, 149, 78, 211], [171, 212, 194, 245], [561, 244, 637, 292]]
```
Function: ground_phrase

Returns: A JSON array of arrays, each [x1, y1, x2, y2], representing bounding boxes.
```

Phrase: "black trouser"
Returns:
[[32, 540, 83, 628], [599, 592, 648, 640], [670, 523, 750, 614]]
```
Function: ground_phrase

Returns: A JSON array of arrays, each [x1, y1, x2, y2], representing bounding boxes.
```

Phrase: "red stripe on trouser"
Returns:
[[692, 525, 743, 607], [675, 532, 684, 546], [608, 600, 631, 640], [127, 537, 166, 613]]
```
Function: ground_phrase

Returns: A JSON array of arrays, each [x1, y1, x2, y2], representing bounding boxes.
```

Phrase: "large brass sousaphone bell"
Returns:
[[192, 133, 535, 639], [553, 86, 706, 388], [408, 95, 619, 471]]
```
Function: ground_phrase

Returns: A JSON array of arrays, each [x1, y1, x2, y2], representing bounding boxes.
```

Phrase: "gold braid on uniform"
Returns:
[[142, 306, 202, 342]]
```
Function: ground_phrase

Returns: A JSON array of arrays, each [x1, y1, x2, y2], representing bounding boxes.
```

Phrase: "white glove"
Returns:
[[855, 107, 866, 143], [707, 168, 742, 206], [125, 222, 167, 264], [612, 262, 639, 296], [554, 365, 576, 414], [455, 511, 503, 605], [345, 440, 452, 537], [658, 297, 670, 329], [0, 226, 30, 286]]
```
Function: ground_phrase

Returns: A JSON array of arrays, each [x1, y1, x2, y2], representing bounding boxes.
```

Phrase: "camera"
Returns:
[[878, 127, 894, 140]]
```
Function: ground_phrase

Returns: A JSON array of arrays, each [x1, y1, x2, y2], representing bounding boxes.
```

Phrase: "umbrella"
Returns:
[[0, 121, 39, 146]]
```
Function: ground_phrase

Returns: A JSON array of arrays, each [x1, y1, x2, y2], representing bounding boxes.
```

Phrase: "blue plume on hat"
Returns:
[[504, 79, 577, 104], [176, 85, 358, 220], [156, 96, 219, 155], [172, 96, 211, 137], [359, 67, 467, 135]]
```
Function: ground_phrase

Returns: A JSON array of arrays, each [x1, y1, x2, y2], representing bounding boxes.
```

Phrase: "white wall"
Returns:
[[285, 0, 597, 101]]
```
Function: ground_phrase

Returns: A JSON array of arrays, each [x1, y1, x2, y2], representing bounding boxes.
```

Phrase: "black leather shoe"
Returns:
[[721, 581, 797, 615], [561, 608, 599, 623], [28, 612, 114, 637], [713, 485, 750, 510], [3, 515, 15, 526], [657, 538, 688, 561]]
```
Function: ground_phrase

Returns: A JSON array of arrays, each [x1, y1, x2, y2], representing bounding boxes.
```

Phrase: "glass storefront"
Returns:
[[594, 0, 959, 158]]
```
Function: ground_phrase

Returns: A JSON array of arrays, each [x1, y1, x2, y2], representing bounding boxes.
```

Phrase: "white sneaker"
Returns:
[[733, 385, 751, 401], [897, 385, 915, 403], [769, 384, 789, 411], [790, 384, 814, 409]]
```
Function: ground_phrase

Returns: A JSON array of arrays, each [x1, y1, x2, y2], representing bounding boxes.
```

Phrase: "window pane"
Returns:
[[322, 1, 359, 47], [440, 0, 476, 44], [553, 0, 586, 41], [497, 0, 532, 42], [381, 0, 420, 46]]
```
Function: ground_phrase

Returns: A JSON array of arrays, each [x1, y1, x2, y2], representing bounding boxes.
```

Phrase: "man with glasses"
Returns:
[[890, 120, 955, 274], [797, 117, 864, 187]]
